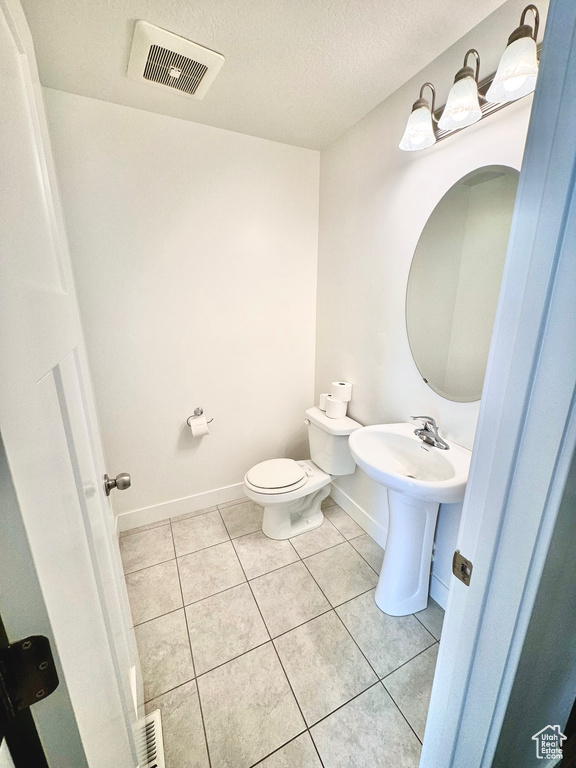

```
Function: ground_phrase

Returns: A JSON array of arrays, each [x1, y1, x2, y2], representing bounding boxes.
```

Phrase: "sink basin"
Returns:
[[349, 422, 471, 503], [349, 422, 472, 616]]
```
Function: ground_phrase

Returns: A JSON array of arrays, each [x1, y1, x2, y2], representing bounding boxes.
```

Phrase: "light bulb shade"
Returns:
[[399, 105, 436, 151], [485, 36, 538, 103], [438, 75, 482, 131]]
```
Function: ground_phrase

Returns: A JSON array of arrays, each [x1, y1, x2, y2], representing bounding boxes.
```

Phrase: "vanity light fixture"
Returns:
[[399, 4, 540, 152], [399, 83, 437, 151], [486, 4, 540, 103], [438, 49, 482, 131]]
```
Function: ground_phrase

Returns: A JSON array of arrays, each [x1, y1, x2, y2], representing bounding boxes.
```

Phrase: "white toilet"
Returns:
[[243, 407, 362, 540]]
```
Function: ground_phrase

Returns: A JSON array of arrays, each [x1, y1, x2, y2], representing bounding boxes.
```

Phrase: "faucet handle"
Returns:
[[411, 415, 437, 430]]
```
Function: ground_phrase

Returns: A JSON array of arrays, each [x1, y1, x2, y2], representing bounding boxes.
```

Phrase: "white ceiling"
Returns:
[[22, 0, 507, 150]]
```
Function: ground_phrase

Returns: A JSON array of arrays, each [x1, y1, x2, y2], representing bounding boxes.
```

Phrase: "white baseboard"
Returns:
[[430, 572, 449, 610], [116, 482, 245, 533], [329, 482, 388, 551]]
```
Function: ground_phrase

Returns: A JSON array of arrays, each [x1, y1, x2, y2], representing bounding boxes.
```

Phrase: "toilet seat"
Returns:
[[245, 458, 307, 495]]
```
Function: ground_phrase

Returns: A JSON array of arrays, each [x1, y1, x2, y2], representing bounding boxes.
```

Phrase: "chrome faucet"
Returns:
[[411, 416, 450, 450]]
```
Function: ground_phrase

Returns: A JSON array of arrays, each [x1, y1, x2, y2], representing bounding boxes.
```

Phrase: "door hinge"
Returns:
[[0, 635, 59, 719], [452, 550, 473, 586]]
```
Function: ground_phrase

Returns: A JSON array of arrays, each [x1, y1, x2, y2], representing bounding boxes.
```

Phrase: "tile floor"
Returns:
[[120, 496, 444, 768]]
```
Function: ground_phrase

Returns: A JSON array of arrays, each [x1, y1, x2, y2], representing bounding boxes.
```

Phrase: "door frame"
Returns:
[[421, 0, 576, 764]]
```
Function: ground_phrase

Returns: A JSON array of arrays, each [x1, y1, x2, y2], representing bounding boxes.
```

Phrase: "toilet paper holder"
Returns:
[[186, 407, 214, 426]]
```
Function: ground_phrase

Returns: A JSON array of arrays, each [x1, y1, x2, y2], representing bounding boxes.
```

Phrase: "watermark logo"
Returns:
[[532, 725, 567, 760]]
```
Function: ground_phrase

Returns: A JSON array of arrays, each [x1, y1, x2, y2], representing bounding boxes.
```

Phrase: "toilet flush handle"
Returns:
[[304, 419, 310, 426]]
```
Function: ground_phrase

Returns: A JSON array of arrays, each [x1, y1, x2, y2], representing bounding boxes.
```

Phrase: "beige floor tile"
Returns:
[[321, 495, 337, 510], [119, 524, 174, 574], [126, 559, 182, 625], [218, 496, 249, 509], [233, 530, 299, 580], [290, 517, 345, 558], [336, 589, 435, 678], [257, 733, 322, 767], [323, 504, 364, 539], [304, 542, 378, 606], [383, 644, 439, 740], [219, 499, 263, 539], [250, 561, 330, 638], [311, 683, 421, 768], [186, 583, 269, 675], [274, 611, 377, 725], [415, 598, 445, 640], [145, 680, 209, 768], [170, 505, 217, 523], [134, 609, 194, 701], [172, 509, 229, 557], [178, 541, 245, 605], [349, 534, 385, 573], [198, 643, 305, 768], [119, 519, 168, 538]]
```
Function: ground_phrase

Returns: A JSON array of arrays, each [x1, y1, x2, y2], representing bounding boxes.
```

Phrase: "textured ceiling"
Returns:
[[22, 0, 508, 149]]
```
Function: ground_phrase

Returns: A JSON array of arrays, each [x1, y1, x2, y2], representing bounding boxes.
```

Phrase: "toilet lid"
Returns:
[[246, 458, 306, 490]]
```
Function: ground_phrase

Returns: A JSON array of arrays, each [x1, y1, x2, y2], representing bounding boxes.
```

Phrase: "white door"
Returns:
[[0, 0, 139, 765]]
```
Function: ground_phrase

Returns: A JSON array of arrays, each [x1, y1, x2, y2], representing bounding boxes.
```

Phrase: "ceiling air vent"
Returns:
[[127, 20, 224, 100]]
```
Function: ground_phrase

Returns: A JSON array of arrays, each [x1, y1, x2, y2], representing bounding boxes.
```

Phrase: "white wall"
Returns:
[[44, 89, 320, 524], [316, 0, 546, 604]]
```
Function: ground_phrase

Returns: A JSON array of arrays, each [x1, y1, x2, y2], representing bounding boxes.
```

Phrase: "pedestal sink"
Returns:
[[349, 423, 471, 616]]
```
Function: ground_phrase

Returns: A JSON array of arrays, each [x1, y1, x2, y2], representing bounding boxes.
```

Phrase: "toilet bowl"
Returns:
[[243, 407, 362, 540], [244, 459, 332, 539]]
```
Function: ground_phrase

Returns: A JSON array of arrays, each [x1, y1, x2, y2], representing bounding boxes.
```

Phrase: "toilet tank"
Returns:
[[305, 407, 363, 475]]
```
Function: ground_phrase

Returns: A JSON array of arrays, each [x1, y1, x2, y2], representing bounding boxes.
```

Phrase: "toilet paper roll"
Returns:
[[331, 381, 352, 402], [189, 415, 210, 437], [325, 395, 347, 419], [319, 393, 330, 411]]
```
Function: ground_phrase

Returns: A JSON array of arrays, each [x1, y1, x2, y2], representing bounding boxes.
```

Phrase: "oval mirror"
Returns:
[[406, 165, 519, 402]]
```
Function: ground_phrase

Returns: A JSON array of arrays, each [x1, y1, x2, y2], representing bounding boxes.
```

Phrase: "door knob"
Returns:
[[104, 472, 131, 496]]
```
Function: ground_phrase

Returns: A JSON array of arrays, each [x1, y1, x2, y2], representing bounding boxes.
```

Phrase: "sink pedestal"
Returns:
[[375, 490, 439, 616]]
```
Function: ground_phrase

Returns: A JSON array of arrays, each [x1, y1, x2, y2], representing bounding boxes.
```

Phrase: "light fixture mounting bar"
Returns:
[[433, 44, 541, 143]]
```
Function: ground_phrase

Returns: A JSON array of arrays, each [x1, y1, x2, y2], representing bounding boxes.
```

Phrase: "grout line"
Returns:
[[413, 610, 443, 641], [194, 639, 272, 680], [247, 732, 305, 767], [299, 545, 377, 610], [172, 515, 232, 558], [175, 534, 232, 560], [142, 676, 197, 706], [380, 680, 425, 746], [309, 729, 326, 768], [348, 538, 384, 577], [248, 730, 324, 768], [170, 506, 219, 524], [225, 525, 262, 541], [307, 680, 383, 730], [133, 605, 185, 629], [216, 497, 248, 511], [121, 503, 222, 539], [380, 640, 439, 683], [171, 517, 213, 768], [119, 520, 169, 538], [266, 606, 333, 643], [298, 538, 361, 566], [232, 542, 314, 758], [182, 576, 247, 609], [123, 554, 176, 577]]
